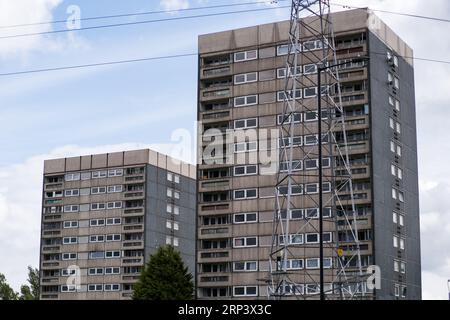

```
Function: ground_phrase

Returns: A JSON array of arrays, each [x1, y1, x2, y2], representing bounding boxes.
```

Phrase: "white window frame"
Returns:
[[277, 89, 302, 102], [107, 185, 123, 193], [61, 285, 77, 292], [234, 118, 258, 130], [106, 234, 121, 242], [304, 87, 318, 98], [65, 173, 80, 181], [63, 205, 79, 213], [88, 268, 104, 276], [277, 112, 302, 125], [234, 95, 258, 107], [104, 284, 121, 292], [105, 251, 121, 259], [64, 189, 79, 197], [107, 201, 122, 209], [63, 221, 78, 229], [91, 170, 107, 179], [233, 212, 258, 224], [233, 236, 258, 248], [91, 203, 106, 211], [88, 284, 103, 292], [63, 237, 77, 245], [234, 142, 258, 153], [233, 261, 258, 272], [108, 168, 123, 177], [234, 72, 258, 85], [90, 219, 105, 227], [106, 217, 121, 225], [279, 160, 302, 172], [234, 50, 258, 62], [105, 267, 121, 275], [62, 253, 77, 260], [233, 165, 258, 176], [276, 66, 302, 78], [233, 188, 258, 200], [303, 63, 318, 74], [90, 235, 105, 243], [91, 186, 106, 194], [233, 286, 258, 297]]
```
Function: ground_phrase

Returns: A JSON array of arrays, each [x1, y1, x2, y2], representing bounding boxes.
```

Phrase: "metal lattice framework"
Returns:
[[268, 0, 367, 300]]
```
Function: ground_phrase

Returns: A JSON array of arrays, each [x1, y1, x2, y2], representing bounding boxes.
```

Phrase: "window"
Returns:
[[306, 258, 319, 269], [65, 173, 80, 181], [395, 99, 401, 112], [400, 262, 406, 274], [279, 160, 302, 172], [277, 89, 302, 101], [63, 221, 78, 228], [234, 189, 257, 200], [394, 284, 400, 297], [106, 218, 121, 225], [391, 165, 403, 180], [173, 237, 179, 247], [390, 118, 395, 129], [64, 189, 79, 197], [234, 141, 257, 153], [89, 251, 105, 259], [277, 44, 289, 56], [279, 234, 303, 245], [278, 185, 303, 196], [90, 235, 105, 243], [396, 122, 401, 134], [234, 118, 257, 129], [107, 201, 122, 209], [61, 285, 77, 292], [108, 168, 123, 177], [394, 260, 400, 272], [106, 234, 121, 242], [303, 64, 318, 74], [107, 185, 123, 193], [233, 286, 258, 297], [394, 76, 400, 89], [63, 237, 77, 244], [233, 237, 258, 248], [174, 175, 180, 184], [393, 235, 399, 248], [399, 214, 405, 226], [233, 212, 258, 224], [105, 267, 121, 275], [277, 112, 301, 125], [61, 268, 77, 276], [234, 72, 257, 84], [305, 233, 318, 244], [393, 211, 398, 224], [167, 188, 172, 197], [88, 284, 103, 292], [303, 40, 323, 51], [92, 170, 107, 179], [233, 261, 257, 272], [399, 238, 405, 250], [105, 251, 121, 258], [391, 141, 402, 156], [277, 66, 302, 78], [233, 165, 258, 176], [104, 284, 120, 291], [166, 220, 179, 231], [91, 203, 106, 211], [167, 172, 173, 182], [388, 72, 393, 84], [279, 136, 302, 147], [304, 87, 317, 98], [64, 205, 79, 213], [174, 191, 180, 199], [389, 96, 395, 107], [88, 268, 104, 275], [234, 50, 257, 62], [90, 219, 105, 227], [62, 253, 77, 260], [305, 183, 318, 194], [91, 187, 106, 194], [234, 95, 258, 107]]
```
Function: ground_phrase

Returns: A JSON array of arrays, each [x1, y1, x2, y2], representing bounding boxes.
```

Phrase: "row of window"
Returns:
[[63, 185, 124, 197], [62, 201, 124, 214], [231, 232, 333, 248], [65, 169, 124, 181], [63, 217, 122, 229], [61, 284, 121, 292], [62, 234, 122, 245], [62, 251, 122, 260], [61, 267, 121, 276]]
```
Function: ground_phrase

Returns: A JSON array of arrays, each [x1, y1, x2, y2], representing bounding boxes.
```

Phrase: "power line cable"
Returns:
[[0, 5, 291, 40], [330, 2, 450, 23], [0, 51, 448, 77], [0, 0, 290, 29]]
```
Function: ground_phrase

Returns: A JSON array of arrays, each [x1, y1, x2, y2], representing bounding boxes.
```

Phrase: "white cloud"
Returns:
[[0, 139, 195, 291], [160, 0, 189, 11], [0, 0, 89, 62]]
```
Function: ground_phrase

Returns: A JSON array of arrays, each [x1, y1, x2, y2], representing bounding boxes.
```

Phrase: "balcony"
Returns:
[[122, 240, 144, 250], [202, 111, 230, 122], [200, 180, 230, 191], [202, 89, 231, 102], [202, 66, 231, 79], [44, 183, 63, 190], [42, 262, 60, 268], [122, 275, 140, 282], [200, 203, 230, 214], [124, 191, 145, 199], [42, 245, 61, 252], [122, 257, 144, 265], [123, 224, 144, 232]]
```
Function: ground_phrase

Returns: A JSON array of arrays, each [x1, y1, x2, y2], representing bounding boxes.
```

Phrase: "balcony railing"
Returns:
[[203, 67, 231, 77]]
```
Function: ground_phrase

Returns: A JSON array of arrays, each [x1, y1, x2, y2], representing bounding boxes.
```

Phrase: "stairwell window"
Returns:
[[234, 50, 257, 62]]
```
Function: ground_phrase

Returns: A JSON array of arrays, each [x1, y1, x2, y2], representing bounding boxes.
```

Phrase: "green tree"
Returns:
[[0, 273, 18, 300], [19, 266, 40, 300], [132, 245, 193, 300]]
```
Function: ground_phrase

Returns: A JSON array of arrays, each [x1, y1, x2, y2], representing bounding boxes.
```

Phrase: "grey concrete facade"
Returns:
[[196, 8, 421, 300], [39, 149, 196, 300]]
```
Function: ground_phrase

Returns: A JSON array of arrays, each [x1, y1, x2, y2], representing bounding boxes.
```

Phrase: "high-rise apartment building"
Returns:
[[197, 9, 421, 300], [39, 149, 196, 299]]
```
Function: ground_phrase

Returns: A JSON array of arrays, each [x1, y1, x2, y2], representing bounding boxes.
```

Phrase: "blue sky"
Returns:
[[0, 0, 449, 299]]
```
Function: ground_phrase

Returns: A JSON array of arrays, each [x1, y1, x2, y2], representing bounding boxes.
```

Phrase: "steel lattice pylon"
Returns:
[[268, 0, 367, 300]]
